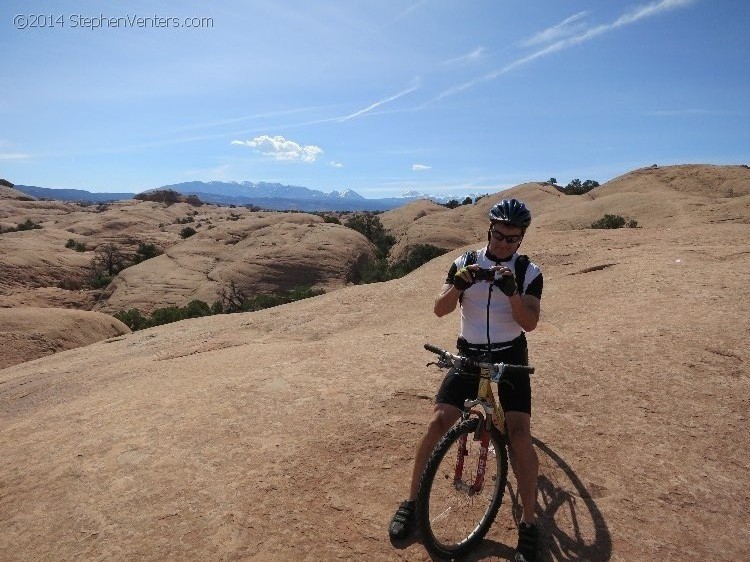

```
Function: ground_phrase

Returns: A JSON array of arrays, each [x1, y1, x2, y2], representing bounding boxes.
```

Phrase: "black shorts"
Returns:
[[435, 334, 531, 415]]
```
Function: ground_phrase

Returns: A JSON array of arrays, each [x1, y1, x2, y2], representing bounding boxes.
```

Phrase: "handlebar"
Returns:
[[424, 343, 535, 381]]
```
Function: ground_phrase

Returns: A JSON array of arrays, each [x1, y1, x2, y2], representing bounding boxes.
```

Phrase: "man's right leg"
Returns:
[[409, 403, 463, 499], [389, 403, 462, 540]]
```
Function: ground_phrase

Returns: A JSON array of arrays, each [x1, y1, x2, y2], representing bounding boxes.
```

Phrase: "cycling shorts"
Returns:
[[434, 334, 531, 415]]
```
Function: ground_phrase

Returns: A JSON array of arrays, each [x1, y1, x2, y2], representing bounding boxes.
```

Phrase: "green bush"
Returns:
[[17, 219, 43, 231], [241, 286, 325, 312], [180, 226, 197, 239], [91, 275, 114, 289], [344, 214, 395, 259], [591, 214, 629, 229], [114, 308, 150, 331], [133, 242, 161, 263], [323, 215, 341, 224], [2, 219, 43, 233], [358, 244, 448, 284], [115, 287, 325, 331], [65, 238, 87, 252], [564, 179, 600, 195]]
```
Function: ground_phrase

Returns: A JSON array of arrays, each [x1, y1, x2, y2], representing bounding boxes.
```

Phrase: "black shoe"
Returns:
[[514, 522, 539, 562], [389, 500, 416, 540]]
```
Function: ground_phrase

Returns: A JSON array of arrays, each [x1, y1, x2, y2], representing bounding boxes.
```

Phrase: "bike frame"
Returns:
[[455, 359, 507, 495]]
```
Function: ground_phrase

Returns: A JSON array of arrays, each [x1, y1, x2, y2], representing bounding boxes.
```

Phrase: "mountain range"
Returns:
[[14, 181, 472, 212]]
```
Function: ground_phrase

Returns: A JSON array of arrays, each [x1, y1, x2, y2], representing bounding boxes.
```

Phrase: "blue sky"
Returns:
[[1, 0, 748, 198]]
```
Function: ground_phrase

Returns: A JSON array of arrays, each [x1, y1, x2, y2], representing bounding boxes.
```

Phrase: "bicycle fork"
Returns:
[[453, 423, 491, 495]]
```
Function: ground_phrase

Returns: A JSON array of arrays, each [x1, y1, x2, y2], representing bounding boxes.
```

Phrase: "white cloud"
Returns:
[[338, 84, 420, 121], [231, 135, 323, 162], [444, 47, 486, 66], [0, 153, 32, 160], [520, 12, 588, 47], [413, 164, 431, 171], [330, 161, 343, 168], [434, 0, 697, 102]]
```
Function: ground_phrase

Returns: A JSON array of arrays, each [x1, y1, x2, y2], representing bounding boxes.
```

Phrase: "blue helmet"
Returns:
[[489, 198, 531, 228]]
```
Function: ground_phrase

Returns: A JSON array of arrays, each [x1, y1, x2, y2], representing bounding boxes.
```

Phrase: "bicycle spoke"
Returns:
[[418, 419, 508, 556]]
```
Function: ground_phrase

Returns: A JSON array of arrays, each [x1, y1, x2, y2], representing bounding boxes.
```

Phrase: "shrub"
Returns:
[[564, 179, 600, 195], [358, 244, 448, 284], [323, 215, 341, 224], [115, 287, 325, 331], [591, 214, 627, 229], [114, 308, 150, 331], [185, 299, 211, 318], [133, 242, 161, 263], [88, 243, 134, 287], [16, 219, 42, 231], [65, 238, 87, 252], [344, 214, 395, 259], [180, 226, 197, 239], [90, 275, 114, 289]]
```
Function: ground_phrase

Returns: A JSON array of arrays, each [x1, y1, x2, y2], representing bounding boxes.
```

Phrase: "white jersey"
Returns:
[[448, 248, 542, 345]]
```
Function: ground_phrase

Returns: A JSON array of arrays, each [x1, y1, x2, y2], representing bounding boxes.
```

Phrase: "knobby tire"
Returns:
[[417, 417, 508, 559]]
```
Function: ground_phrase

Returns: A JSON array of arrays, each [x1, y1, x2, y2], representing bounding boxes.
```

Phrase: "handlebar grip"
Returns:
[[424, 343, 446, 355], [503, 365, 535, 375]]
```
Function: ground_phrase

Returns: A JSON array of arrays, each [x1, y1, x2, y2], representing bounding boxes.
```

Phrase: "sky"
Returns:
[[1, 0, 748, 198]]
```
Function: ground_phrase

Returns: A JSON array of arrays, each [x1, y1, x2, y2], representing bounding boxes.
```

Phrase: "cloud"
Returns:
[[330, 161, 344, 168], [0, 153, 32, 160], [434, 0, 697, 101], [394, 0, 429, 22], [231, 135, 323, 162], [444, 47, 486, 66], [519, 12, 588, 47], [338, 84, 420, 121], [412, 164, 431, 171]]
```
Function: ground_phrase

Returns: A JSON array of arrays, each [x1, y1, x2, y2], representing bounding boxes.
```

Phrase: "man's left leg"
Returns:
[[506, 411, 539, 561], [506, 411, 538, 523]]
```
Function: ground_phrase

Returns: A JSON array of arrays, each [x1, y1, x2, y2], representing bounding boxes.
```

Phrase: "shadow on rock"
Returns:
[[505, 438, 612, 562]]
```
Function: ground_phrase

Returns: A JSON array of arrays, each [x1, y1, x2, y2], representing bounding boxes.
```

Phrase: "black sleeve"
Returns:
[[445, 263, 458, 285], [525, 272, 543, 299]]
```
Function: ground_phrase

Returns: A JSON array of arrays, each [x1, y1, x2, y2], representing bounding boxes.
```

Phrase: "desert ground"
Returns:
[[1, 164, 749, 560]]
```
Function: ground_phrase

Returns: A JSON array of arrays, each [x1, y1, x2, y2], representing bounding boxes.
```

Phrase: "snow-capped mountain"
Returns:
[[401, 190, 485, 204], [160, 181, 366, 201]]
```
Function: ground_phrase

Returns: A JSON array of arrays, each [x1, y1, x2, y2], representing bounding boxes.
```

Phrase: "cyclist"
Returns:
[[389, 198, 543, 562]]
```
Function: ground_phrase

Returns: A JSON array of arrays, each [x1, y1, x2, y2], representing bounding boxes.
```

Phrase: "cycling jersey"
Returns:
[[445, 248, 543, 345]]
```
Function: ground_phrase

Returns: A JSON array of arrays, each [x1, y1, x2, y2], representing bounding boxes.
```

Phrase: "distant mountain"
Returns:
[[159, 181, 412, 211], [16, 185, 135, 202], [401, 190, 487, 204], [161, 181, 367, 201], [13, 180, 445, 211]]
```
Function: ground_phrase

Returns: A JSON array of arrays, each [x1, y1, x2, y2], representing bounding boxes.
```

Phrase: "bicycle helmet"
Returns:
[[488, 198, 531, 229]]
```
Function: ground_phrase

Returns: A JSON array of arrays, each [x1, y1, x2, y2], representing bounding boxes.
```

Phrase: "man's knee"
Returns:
[[505, 414, 533, 448], [427, 405, 460, 436]]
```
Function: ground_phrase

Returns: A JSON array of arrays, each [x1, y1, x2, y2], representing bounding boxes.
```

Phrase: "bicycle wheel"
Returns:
[[417, 416, 508, 559]]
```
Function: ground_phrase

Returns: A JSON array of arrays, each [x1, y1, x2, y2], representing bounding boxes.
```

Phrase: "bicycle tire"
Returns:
[[417, 417, 508, 559]]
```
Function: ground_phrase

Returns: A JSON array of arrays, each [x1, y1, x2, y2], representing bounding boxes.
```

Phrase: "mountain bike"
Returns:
[[417, 343, 535, 559]]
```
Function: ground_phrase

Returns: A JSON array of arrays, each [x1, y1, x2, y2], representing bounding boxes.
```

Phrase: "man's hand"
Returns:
[[452, 266, 475, 291], [490, 265, 518, 296]]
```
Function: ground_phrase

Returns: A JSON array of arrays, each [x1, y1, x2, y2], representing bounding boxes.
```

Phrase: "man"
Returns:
[[389, 198, 543, 562]]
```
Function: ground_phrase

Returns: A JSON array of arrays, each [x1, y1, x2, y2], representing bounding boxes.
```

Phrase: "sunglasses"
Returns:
[[490, 229, 523, 243]]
